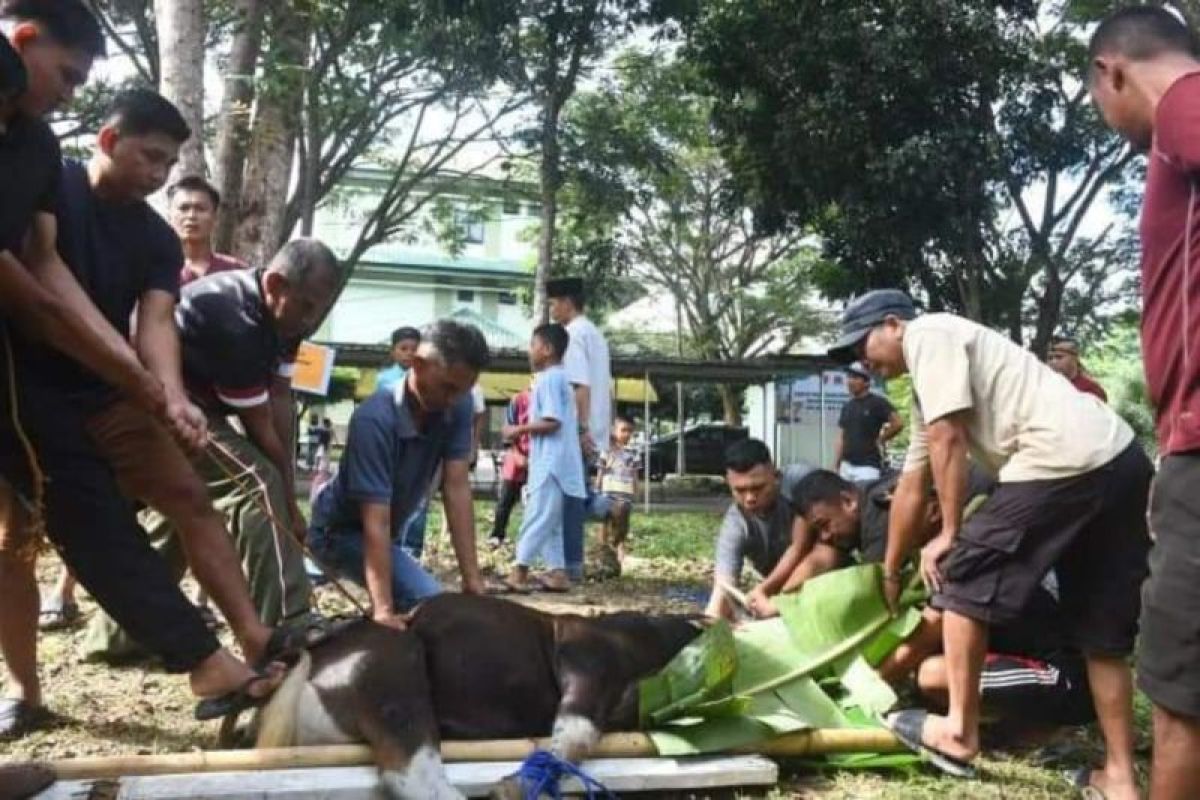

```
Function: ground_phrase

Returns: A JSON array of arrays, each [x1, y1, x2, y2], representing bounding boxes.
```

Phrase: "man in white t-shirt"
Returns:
[[547, 276, 612, 581], [828, 290, 1151, 800]]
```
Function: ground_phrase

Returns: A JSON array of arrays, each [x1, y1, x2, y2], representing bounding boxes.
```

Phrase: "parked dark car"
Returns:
[[645, 424, 749, 481]]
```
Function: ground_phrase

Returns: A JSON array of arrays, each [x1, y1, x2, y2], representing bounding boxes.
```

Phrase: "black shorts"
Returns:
[[1139, 453, 1200, 718], [932, 443, 1152, 657]]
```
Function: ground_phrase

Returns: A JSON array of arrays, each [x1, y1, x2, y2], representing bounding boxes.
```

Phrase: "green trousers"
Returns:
[[83, 415, 313, 662]]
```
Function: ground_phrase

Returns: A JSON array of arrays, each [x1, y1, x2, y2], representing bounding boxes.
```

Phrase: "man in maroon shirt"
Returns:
[[167, 175, 247, 286], [1047, 336, 1108, 402], [1091, 7, 1200, 799]]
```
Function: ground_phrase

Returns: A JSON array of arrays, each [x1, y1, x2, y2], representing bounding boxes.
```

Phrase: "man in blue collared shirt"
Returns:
[[309, 320, 489, 627]]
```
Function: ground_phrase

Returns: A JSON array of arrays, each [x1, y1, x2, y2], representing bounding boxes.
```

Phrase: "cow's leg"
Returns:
[[550, 671, 604, 763], [350, 633, 463, 800], [490, 668, 608, 800]]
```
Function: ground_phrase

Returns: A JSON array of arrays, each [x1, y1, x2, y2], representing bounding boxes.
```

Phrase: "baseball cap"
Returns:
[[828, 289, 917, 364]]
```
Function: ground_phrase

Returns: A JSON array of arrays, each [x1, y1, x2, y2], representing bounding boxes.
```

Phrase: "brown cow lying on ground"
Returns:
[[251, 593, 705, 799]]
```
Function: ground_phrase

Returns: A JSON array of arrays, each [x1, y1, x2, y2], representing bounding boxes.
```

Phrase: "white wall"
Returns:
[[745, 371, 853, 469]]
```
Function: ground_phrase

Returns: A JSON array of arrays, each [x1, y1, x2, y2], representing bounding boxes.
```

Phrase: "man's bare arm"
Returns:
[[135, 289, 205, 448], [758, 517, 814, 595], [881, 411, 904, 443], [883, 467, 932, 580], [268, 375, 302, 505], [441, 458, 484, 593], [360, 501, 404, 627], [832, 429, 844, 468], [925, 413, 971, 541]]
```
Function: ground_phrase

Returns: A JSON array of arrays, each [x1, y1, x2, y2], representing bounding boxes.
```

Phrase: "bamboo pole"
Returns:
[[39, 729, 902, 781]]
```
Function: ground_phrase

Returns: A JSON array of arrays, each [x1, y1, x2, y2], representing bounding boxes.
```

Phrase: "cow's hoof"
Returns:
[[488, 775, 526, 800]]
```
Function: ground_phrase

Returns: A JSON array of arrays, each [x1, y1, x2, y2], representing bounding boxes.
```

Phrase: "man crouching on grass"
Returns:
[[829, 289, 1151, 800], [307, 320, 489, 627]]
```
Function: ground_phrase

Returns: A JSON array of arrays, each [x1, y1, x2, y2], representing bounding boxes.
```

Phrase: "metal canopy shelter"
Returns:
[[320, 341, 840, 511], [321, 342, 839, 383]]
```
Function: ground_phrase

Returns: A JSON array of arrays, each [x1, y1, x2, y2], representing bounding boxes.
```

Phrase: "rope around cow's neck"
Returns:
[[203, 435, 371, 619]]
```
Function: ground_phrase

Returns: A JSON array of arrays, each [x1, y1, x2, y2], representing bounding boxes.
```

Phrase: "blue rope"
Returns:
[[511, 749, 617, 800]]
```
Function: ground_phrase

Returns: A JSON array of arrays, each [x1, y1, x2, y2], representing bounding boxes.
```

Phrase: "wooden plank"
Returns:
[[36, 756, 778, 799], [42, 729, 901, 781]]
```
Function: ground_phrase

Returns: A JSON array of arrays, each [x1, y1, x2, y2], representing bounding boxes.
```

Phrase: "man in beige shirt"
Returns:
[[828, 290, 1151, 799]]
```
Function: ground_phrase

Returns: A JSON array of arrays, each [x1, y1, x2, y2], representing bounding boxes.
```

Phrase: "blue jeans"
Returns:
[[399, 502, 430, 560], [308, 524, 442, 612]]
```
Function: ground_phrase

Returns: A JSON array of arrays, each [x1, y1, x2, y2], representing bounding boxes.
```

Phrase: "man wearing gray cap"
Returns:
[[830, 290, 1150, 798]]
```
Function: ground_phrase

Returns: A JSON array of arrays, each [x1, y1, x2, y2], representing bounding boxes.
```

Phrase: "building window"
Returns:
[[502, 197, 520, 215], [498, 291, 517, 305], [457, 289, 476, 303], [455, 209, 485, 244], [526, 203, 541, 217]]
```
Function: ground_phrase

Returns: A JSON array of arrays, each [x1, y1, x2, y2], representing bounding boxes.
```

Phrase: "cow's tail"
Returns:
[[255, 650, 313, 749]]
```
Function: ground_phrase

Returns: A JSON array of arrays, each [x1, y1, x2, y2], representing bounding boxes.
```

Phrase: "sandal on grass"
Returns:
[[194, 671, 281, 722], [530, 575, 571, 594], [38, 599, 80, 631], [1065, 766, 1108, 800], [0, 698, 52, 740], [887, 708, 978, 779]]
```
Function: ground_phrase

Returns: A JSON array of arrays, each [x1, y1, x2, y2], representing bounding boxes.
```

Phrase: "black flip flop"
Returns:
[[1066, 766, 1107, 799], [194, 672, 279, 722], [256, 617, 334, 671], [887, 708, 979, 779], [0, 699, 51, 740]]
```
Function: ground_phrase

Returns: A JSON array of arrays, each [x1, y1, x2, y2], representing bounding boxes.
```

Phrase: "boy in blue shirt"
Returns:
[[502, 324, 585, 593], [375, 326, 420, 395]]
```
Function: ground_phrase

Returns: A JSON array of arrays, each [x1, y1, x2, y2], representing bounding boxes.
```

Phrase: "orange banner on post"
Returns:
[[291, 342, 336, 396]]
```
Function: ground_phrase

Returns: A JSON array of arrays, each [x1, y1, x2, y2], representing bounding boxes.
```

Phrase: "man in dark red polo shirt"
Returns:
[[167, 175, 247, 286], [1046, 336, 1108, 402], [1090, 7, 1200, 799]]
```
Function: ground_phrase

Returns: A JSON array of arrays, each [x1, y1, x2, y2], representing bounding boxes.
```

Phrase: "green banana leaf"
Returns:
[[639, 619, 737, 726], [641, 563, 930, 756]]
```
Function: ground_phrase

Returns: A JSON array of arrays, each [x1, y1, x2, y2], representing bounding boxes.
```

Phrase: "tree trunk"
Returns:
[[212, 0, 266, 255], [231, 1, 311, 267], [534, 104, 561, 324], [1030, 257, 1064, 358], [718, 384, 743, 426], [154, 0, 206, 179]]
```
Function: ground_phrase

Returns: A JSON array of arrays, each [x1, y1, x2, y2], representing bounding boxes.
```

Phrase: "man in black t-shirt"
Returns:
[[0, 2, 284, 743], [833, 362, 902, 481], [20, 90, 289, 678]]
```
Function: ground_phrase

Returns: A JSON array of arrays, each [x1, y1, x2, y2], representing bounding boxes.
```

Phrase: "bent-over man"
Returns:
[[831, 289, 1150, 799]]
